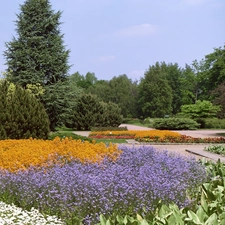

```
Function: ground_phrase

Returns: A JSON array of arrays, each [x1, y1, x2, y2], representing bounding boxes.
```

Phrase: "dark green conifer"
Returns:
[[71, 94, 104, 131], [4, 0, 70, 87], [101, 101, 122, 127], [0, 80, 50, 139]]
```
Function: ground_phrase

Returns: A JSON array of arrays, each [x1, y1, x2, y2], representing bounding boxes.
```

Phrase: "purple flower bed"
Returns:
[[0, 145, 208, 224]]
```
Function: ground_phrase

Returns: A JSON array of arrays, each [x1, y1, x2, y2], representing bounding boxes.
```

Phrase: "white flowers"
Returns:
[[0, 201, 65, 225]]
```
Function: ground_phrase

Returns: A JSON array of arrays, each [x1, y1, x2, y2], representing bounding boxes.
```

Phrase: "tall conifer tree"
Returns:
[[4, 0, 70, 87]]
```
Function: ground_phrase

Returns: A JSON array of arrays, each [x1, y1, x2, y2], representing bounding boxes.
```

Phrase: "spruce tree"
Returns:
[[101, 101, 123, 127], [71, 94, 104, 131], [4, 0, 70, 87]]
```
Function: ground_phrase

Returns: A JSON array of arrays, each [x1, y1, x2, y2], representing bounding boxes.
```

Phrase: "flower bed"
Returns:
[[0, 137, 121, 172], [89, 130, 181, 140], [0, 201, 64, 224], [0, 142, 207, 224], [136, 135, 225, 143], [89, 130, 225, 143]]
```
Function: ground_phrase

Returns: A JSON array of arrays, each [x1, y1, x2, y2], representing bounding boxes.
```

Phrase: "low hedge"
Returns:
[[91, 126, 128, 131], [153, 118, 199, 130]]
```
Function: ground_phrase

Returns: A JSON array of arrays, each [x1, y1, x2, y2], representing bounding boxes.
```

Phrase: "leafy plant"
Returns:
[[153, 117, 199, 130], [179, 100, 221, 128], [204, 118, 225, 129], [204, 145, 225, 156]]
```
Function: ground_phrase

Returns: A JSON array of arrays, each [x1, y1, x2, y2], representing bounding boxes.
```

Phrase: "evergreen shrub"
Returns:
[[0, 81, 49, 139], [70, 94, 123, 131], [153, 117, 199, 130]]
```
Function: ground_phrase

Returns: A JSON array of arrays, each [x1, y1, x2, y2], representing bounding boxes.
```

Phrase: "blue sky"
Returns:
[[0, 0, 224, 81]]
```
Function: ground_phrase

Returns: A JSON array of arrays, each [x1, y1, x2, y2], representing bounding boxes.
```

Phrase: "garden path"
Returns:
[[73, 124, 225, 162]]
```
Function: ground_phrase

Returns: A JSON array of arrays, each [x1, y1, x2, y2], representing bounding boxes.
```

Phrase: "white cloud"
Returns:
[[115, 24, 157, 38], [92, 55, 115, 63], [128, 69, 145, 80]]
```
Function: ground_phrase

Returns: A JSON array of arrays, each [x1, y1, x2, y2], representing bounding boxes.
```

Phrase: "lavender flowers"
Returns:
[[0, 145, 207, 224]]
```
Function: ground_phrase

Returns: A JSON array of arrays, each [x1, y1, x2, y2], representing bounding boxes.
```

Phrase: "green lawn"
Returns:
[[49, 129, 128, 144]]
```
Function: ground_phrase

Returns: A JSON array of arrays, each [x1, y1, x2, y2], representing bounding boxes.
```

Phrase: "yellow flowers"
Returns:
[[134, 130, 181, 139], [89, 130, 181, 139], [0, 137, 121, 172]]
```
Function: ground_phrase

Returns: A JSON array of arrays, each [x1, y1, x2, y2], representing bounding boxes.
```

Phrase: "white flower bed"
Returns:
[[0, 201, 65, 225]]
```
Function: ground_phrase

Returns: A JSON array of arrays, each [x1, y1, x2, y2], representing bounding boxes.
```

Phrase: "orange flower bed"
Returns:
[[89, 130, 181, 139], [0, 137, 121, 172]]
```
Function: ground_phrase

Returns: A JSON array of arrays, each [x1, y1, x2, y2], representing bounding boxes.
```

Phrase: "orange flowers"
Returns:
[[0, 137, 121, 172], [89, 130, 181, 139]]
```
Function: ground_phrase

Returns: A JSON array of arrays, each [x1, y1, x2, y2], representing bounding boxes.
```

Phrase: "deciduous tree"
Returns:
[[138, 62, 173, 118]]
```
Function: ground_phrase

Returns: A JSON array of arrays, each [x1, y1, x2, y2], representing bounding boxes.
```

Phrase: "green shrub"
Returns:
[[0, 81, 49, 139], [69, 94, 123, 130], [91, 126, 128, 131], [143, 117, 155, 127], [153, 117, 199, 130], [122, 118, 141, 124], [205, 118, 225, 129], [100, 101, 123, 127], [204, 145, 225, 156]]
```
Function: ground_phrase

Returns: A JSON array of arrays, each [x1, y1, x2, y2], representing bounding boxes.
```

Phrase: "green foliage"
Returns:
[[153, 118, 199, 130], [180, 100, 221, 128], [211, 81, 225, 119], [160, 62, 184, 114], [70, 71, 97, 89], [181, 100, 220, 119], [91, 127, 128, 131], [138, 62, 173, 118], [100, 101, 123, 127], [69, 94, 123, 131], [70, 93, 104, 131], [180, 64, 198, 105], [41, 80, 82, 131], [97, 214, 149, 225], [107, 75, 139, 118], [88, 74, 139, 118], [204, 118, 225, 129], [204, 145, 225, 156], [3, 0, 76, 131], [143, 117, 155, 127], [204, 45, 225, 95], [0, 124, 7, 140], [0, 80, 49, 139], [4, 0, 70, 87]]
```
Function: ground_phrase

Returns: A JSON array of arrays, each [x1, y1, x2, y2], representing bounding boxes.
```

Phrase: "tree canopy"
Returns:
[[138, 62, 173, 118]]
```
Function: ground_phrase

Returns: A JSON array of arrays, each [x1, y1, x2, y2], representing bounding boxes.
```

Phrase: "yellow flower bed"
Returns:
[[134, 130, 181, 139], [90, 130, 181, 139], [0, 137, 121, 172]]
